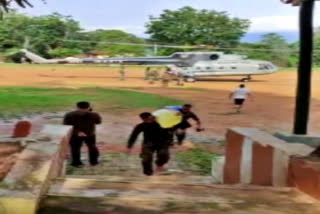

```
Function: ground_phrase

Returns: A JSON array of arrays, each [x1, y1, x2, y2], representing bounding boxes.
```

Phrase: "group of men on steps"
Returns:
[[63, 102, 202, 176]]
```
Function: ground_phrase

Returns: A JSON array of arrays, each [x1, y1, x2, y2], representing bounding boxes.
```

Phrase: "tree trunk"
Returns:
[[293, 0, 315, 134]]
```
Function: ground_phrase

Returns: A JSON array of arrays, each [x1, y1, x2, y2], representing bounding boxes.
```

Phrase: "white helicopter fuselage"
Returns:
[[20, 49, 278, 81], [171, 58, 278, 80]]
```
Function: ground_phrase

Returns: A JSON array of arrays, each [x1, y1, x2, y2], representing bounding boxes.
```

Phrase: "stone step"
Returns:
[[49, 177, 303, 201], [43, 178, 320, 214], [39, 194, 320, 214], [63, 174, 217, 185]]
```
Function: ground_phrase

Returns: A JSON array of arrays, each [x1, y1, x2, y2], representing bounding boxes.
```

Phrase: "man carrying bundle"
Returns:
[[174, 104, 203, 145]]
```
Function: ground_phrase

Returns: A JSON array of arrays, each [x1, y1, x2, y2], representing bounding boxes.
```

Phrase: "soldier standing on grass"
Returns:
[[149, 69, 155, 84], [176, 73, 184, 86], [153, 68, 160, 80], [63, 101, 102, 168], [161, 71, 171, 88], [127, 112, 171, 176], [145, 67, 151, 80], [119, 63, 126, 81]]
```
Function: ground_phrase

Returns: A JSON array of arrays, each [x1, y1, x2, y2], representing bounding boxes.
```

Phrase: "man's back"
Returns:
[[232, 87, 250, 99], [63, 111, 101, 136], [128, 121, 169, 148]]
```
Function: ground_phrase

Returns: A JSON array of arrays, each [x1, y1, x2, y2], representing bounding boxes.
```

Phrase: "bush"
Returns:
[[48, 48, 83, 58]]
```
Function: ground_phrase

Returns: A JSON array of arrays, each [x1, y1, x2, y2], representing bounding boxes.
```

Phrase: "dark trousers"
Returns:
[[174, 121, 190, 145], [140, 144, 170, 175], [70, 135, 99, 166], [175, 129, 186, 145], [167, 128, 186, 146]]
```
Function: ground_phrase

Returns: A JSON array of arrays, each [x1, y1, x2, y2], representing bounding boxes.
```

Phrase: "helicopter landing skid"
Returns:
[[241, 75, 252, 82], [184, 77, 196, 83]]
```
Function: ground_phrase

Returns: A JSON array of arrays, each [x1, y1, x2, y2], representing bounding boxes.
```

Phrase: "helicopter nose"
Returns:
[[261, 63, 278, 73], [268, 63, 278, 73]]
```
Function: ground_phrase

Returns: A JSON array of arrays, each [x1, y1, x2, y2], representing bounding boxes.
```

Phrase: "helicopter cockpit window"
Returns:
[[210, 54, 219, 60], [172, 53, 181, 59], [180, 54, 190, 59], [258, 64, 269, 70]]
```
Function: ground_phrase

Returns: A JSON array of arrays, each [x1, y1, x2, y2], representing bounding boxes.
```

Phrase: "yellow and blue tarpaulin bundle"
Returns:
[[152, 106, 182, 128]]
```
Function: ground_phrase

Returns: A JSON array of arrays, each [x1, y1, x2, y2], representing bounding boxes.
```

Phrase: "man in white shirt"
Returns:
[[229, 84, 252, 113]]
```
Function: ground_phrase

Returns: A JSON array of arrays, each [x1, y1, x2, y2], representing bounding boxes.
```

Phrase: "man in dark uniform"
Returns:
[[119, 63, 126, 81], [174, 104, 203, 145], [63, 101, 102, 167], [127, 112, 170, 176], [145, 67, 151, 80]]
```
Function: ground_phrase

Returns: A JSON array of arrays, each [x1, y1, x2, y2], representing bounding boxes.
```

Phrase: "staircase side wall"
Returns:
[[288, 157, 320, 200], [223, 128, 313, 186], [0, 125, 71, 214]]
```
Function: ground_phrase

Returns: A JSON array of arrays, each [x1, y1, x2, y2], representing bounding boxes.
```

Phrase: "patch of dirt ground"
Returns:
[[1, 65, 320, 213], [0, 65, 319, 98], [137, 87, 320, 136], [0, 65, 319, 137]]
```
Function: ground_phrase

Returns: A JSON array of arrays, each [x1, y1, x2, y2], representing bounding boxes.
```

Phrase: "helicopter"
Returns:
[[165, 52, 278, 82], [20, 49, 278, 82]]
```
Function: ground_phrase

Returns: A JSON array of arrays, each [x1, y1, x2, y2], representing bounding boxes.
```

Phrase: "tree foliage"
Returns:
[[313, 35, 320, 66], [236, 33, 297, 67], [0, 0, 42, 19], [0, 12, 146, 60], [87, 30, 146, 56], [146, 7, 250, 47], [0, 12, 83, 58], [0, 0, 33, 11], [260, 33, 291, 66], [1, 8, 319, 67]]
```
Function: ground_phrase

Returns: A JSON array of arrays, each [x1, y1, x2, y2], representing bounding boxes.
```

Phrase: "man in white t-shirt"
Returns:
[[229, 84, 252, 113]]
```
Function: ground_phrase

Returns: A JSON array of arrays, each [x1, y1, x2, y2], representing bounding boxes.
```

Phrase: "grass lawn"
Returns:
[[0, 87, 183, 117], [176, 148, 220, 175]]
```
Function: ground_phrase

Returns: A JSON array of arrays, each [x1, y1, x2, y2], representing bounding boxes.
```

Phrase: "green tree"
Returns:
[[313, 27, 320, 66], [48, 48, 83, 58], [87, 30, 146, 56], [315, 26, 320, 37], [0, 12, 84, 59], [1, 0, 32, 10], [0, 12, 148, 60], [0, 13, 30, 49], [286, 32, 320, 67], [260, 33, 291, 66], [146, 7, 250, 47], [0, 0, 43, 19], [237, 43, 271, 61], [313, 36, 320, 66]]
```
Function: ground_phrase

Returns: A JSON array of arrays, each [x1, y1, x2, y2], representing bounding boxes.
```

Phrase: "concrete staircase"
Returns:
[[37, 146, 320, 214], [38, 174, 320, 214]]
